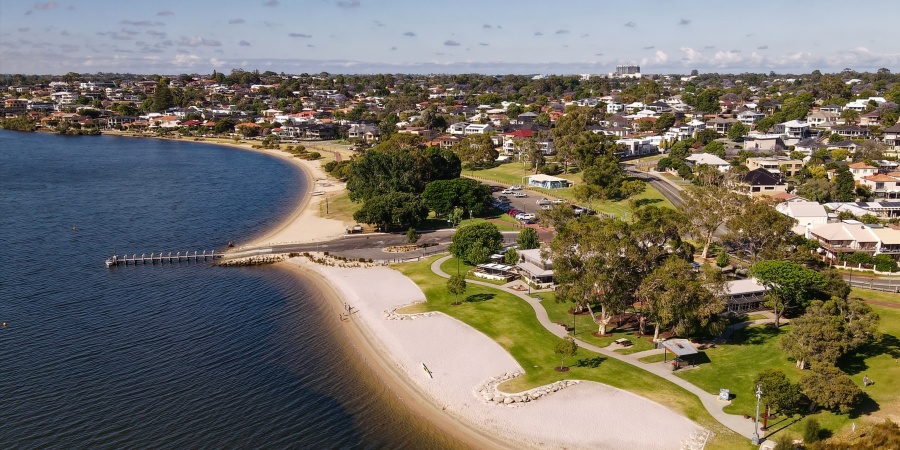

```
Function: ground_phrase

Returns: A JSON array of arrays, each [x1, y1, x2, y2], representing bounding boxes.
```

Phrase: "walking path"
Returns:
[[431, 255, 759, 439]]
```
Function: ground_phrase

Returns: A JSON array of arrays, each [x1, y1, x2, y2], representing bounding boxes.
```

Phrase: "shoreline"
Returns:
[[101, 130, 510, 448]]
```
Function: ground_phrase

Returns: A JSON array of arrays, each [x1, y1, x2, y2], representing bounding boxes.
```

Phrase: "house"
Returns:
[[686, 153, 731, 172], [447, 122, 469, 135], [820, 105, 842, 114], [737, 110, 765, 127], [348, 123, 379, 141], [516, 248, 554, 287], [882, 123, 900, 151], [513, 111, 538, 125], [806, 221, 900, 262], [773, 120, 810, 139], [859, 173, 900, 199], [831, 125, 871, 139], [806, 110, 841, 127], [775, 201, 829, 229], [848, 162, 878, 181], [707, 116, 737, 134], [746, 156, 804, 177], [724, 278, 768, 313], [860, 111, 882, 127], [527, 174, 570, 189], [740, 168, 788, 197], [744, 134, 787, 153], [464, 123, 493, 135]]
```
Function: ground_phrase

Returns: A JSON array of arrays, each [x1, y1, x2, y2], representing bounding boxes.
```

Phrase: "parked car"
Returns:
[[552, 198, 566, 204], [541, 204, 552, 210], [514, 192, 527, 198], [510, 185, 523, 190], [516, 213, 536, 221], [536, 198, 551, 205], [501, 189, 514, 195], [490, 185, 503, 192]]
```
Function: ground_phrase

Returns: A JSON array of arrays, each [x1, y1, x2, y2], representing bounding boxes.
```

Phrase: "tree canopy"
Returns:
[[346, 143, 461, 202], [449, 222, 503, 265], [421, 178, 491, 218], [751, 260, 826, 327], [516, 227, 540, 250], [352, 192, 428, 231]]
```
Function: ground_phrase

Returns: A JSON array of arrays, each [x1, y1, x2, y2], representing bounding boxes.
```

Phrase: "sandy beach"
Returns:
[[289, 260, 704, 450], [104, 131, 704, 448]]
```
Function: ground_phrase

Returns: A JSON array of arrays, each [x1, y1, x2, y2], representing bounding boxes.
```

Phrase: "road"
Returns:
[[229, 230, 521, 261]]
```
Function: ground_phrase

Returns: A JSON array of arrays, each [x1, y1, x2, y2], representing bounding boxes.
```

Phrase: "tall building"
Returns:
[[610, 64, 642, 79]]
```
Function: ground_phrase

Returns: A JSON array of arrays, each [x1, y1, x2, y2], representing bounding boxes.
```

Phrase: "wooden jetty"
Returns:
[[105, 251, 222, 268]]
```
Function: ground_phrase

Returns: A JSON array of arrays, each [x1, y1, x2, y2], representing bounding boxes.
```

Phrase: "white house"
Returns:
[[686, 153, 731, 172], [464, 123, 494, 135], [447, 122, 469, 135], [775, 201, 829, 230], [848, 162, 878, 181]]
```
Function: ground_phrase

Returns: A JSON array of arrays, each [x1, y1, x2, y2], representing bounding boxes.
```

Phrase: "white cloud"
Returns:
[[209, 57, 226, 67], [177, 36, 222, 47]]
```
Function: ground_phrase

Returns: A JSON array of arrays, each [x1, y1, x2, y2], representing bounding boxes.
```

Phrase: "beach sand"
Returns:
[[289, 260, 705, 450], [104, 131, 704, 448]]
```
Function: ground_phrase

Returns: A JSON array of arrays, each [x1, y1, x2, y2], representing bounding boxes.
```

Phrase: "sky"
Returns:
[[1, 0, 898, 76]]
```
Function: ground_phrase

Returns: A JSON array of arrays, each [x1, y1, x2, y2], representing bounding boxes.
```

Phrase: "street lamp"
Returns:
[[751, 384, 763, 445]]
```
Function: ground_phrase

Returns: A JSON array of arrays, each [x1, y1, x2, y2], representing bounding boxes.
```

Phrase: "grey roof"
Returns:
[[662, 339, 698, 357]]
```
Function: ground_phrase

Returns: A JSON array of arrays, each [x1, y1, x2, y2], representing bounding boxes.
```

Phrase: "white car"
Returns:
[[513, 192, 527, 198], [552, 198, 566, 204], [510, 185, 523, 190], [541, 204, 552, 210], [516, 213, 536, 221], [536, 198, 551, 205], [501, 189, 514, 195]]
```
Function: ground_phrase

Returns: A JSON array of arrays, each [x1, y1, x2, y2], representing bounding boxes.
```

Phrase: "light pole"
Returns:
[[751, 384, 763, 445]]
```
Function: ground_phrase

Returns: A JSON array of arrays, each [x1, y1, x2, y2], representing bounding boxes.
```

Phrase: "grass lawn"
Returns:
[[851, 287, 900, 306], [675, 298, 900, 442], [639, 353, 667, 364], [320, 192, 359, 225], [394, 256, 750, 450]]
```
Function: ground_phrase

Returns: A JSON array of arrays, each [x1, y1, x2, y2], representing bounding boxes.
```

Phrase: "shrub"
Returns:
[[307, 152, 321, 160], [803, 418, 820, 444], [716, 251, 730, 268]]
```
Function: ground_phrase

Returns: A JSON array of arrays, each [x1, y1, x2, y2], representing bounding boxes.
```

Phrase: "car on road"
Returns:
[[536, 198, 551, 205], [513, 192, 527, 198]]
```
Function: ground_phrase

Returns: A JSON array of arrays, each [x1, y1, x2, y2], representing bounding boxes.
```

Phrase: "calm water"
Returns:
[[0, 131, 460, 449]]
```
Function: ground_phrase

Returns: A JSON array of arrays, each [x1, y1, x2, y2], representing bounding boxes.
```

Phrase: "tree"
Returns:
[[753, 369, 802, 429], [697, 128, 720, 145], [724, 199, 795, 262], [800, 363, 863, 414], [421, 178, 491, 218], [654, 112, 676, 133], [504, 248, 519, 265], [407, 227, 419, 244], [833, 166, 855, 202], [446, 274, 467, 305], [352, 192, 429, 231], [797, 178, 833, 203], [447, 206, 464, 228], [518, 137, 545, 174], [454, 133, 498, 168], [151, 79, 175, 112], [551, 107, 591, 173], [703, 140, 726, 157], [635, 256, 725, 341], [874, 253, 899, 273], [803, 418, 821, 444], [346, 144, 460, 202], [554, 336, 578, 370], [727, 122, 749, 141], [449, 222, 503, 265], [680, 184, 743, 259], [517, 227, 540, 250], [750, 260, 825, 328]]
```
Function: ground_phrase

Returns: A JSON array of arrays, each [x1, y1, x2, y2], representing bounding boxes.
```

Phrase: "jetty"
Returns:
[[105, 251, 222, 267]]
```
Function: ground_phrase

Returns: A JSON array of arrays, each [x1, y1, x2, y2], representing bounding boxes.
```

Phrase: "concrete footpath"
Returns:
[[430, 255, 759, 440]]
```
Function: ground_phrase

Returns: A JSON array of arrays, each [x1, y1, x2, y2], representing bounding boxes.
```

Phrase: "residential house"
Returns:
[[512, 111, 538, 125], [740, 168, 788, 197], [820, 105, 842, 114], [685, 153, 731, 172], [831, 125, 871, 139], [807, 221, 900, 262], [744, 134, 787, 153], [447, 122, 469, 135], [737, 110, 765, 127], [844, 97, 887, 112], [707, 116, 738, 134], [746, 156, 804, 177], [775, 201, 829, 231], [464, 123, 493, 135], [882, 123, 900, 151], [806, 110, 841, 127], [859, 173, 900, 199], [848, 162, 878, 181], [773, 120, 810, 139], [860, 111, 882, 127], [348, 123, 379, 141]]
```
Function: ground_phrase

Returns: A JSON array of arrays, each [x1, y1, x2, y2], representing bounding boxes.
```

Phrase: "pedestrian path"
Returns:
[[430, 255, 759, 439]]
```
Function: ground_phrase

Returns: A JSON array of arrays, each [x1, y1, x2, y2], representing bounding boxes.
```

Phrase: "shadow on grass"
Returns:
[[763, 416, 802, 437], [465, 293, 495, 303], [690, 351, 712, 365], [839, 333, 900, 375], [728, 324, 782, 345], [850, 393, 880, 418], [574, 356, 607, 368], [631, 198, 663, 208]]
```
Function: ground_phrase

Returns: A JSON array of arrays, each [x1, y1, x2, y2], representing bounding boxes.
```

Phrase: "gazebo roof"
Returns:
[[662, 339, 698, 357]]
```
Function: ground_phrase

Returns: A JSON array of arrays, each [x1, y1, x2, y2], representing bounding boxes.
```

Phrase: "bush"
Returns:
[[307, 152, 321, 160], [540, 163, 561, 175], [803, 418, 820, 444], [772, 433, 795, 449], [716, 251, 730, 268]]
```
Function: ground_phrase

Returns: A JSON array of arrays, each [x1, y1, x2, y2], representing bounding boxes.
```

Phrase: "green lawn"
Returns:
[[394, 256, 750, 450], [851, 287, 900, 306], [320, 192, 359, 226], [675, 299, 900, 441], [639, 352, 668, 364]]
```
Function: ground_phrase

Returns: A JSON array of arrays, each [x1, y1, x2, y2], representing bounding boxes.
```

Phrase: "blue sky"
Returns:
[[1, 0, 898, 75]]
